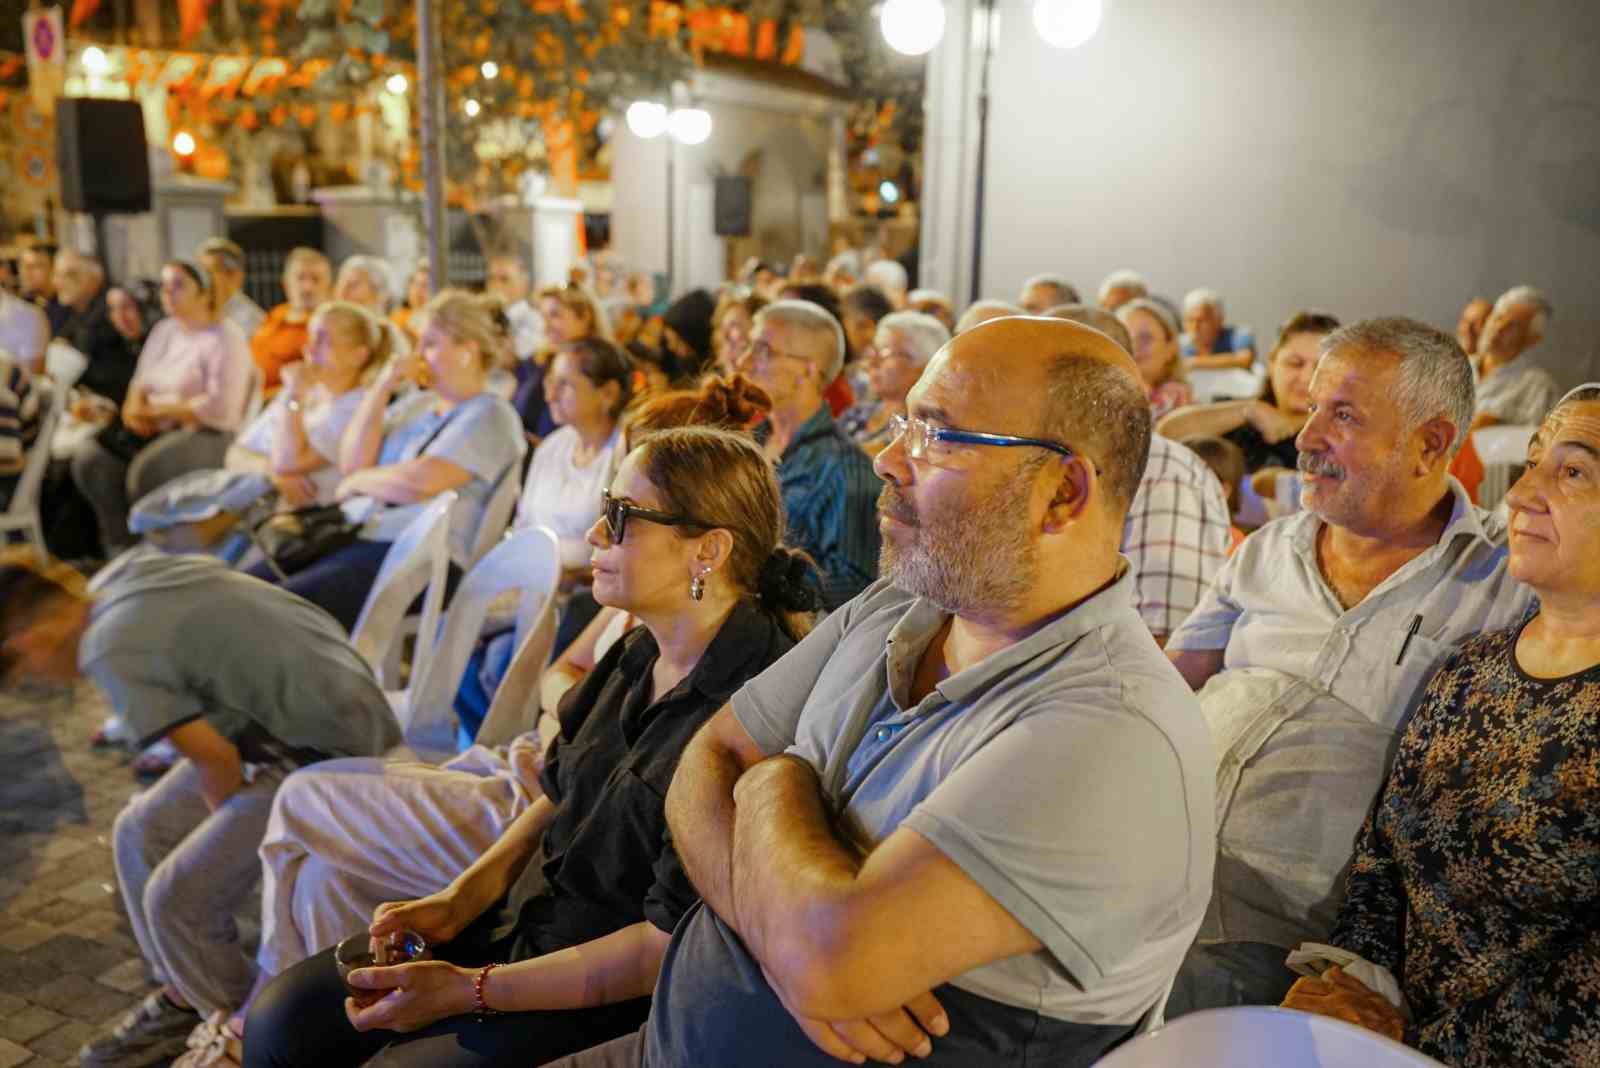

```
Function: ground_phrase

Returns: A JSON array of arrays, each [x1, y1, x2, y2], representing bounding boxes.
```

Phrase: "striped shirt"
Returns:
[[759, 406, 882, 610], [1121, 435, 1232, 639], [0, 348, 42, 481]]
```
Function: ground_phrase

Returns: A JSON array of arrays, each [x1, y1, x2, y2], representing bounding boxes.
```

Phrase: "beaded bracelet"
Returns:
[[473, 962, 501, 1016]]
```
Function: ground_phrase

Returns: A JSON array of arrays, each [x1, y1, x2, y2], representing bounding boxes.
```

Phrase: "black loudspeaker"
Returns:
[[57, 98, 152, 215], [714, 176, 752, 237]]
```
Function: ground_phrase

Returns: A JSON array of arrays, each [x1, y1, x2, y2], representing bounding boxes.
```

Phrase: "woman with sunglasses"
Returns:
[[245, 426, 818, 1068]]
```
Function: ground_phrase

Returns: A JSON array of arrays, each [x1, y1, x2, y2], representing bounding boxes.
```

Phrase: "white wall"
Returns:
[[923, 0, 1600, 385]]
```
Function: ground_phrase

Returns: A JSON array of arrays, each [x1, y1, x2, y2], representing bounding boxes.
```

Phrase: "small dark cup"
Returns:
[[335, 929, 429, 1009]]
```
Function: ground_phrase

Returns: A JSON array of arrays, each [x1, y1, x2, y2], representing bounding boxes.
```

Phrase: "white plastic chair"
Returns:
[[1187, 366, 1265, 404], [394, 525, 562, 761], [349, 491, 458, 692], [1093, 1007, 1445, 1067], [240, 365, 265, 425], [0, 381, 66, 561], [466, 462, 521, 565], [43, 339, 89, 388], [1472, 423, 1537, 507]]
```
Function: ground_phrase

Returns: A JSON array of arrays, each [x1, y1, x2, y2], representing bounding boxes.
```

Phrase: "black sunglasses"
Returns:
[[602, 489, 706, 543]]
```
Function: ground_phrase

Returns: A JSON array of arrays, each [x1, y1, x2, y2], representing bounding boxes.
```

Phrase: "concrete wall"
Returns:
[[921, 0, 1600, 385]]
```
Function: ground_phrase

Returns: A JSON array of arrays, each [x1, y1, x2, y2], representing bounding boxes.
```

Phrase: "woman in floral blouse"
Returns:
[[1283, 384, 1600, 1067]]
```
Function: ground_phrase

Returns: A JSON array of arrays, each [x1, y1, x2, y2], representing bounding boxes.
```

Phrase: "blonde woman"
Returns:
[[513, 282, 613, 443]]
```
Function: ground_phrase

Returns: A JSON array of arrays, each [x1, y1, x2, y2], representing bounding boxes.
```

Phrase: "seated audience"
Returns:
[[1157, 310, 1338, 512], [0, 550, 400, 1068], [514, 283, 613, 443], [391, 265, 430, 341], [334, 256, 409, 360], [789, 253, 821, 285], [199, 238, 267, 341], [72, 261, 253, 556], [839, 283, 895, 370], [864, 258, 910, 308], [1097, 267, 1148, 311], [85, 285, 153, 406], [551, 317, 1214, 1068], [907, 288, 956, 332], [1183, 435, 1248, 549], [1281, 385, 1600, 1068], [1017, 273, 1079, 314], [19, 245, 67, 333], [0, 285, 49, 375], [1051, 304, 1233, 642], [0, 345, 42, 510], [840, 310, 949, 454], [244, 428, 818, 1068], [1470, 285, 1558, 429], [484, 255, 543, 360], [657, 288, 716, 380], [225, 301, 388, 507], [953, 298, 1023, 335], [1118, 297, 1195, 420], [777, 283, 859, 417], [1453, 296, 1491, 357], [710, 289, 766, 378], [54, 251, 138, 398], [252, 248, 333, 395], [1180, 288, 1256, 371], [732, 299, 881, 608], [1162, 317, 1536, 1016], [244, 289, 524, 631], [823, 250, 861, 293]]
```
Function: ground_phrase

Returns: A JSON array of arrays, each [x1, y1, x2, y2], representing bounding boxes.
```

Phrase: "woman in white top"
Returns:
[[226, 301, 388, 508], [71, 260, 252, 555]]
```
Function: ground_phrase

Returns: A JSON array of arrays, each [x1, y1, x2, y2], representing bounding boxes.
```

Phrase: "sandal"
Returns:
[[171, 1011, 244, 1068]]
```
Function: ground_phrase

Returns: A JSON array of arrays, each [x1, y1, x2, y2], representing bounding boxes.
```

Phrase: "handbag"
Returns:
[[249, 504, 363, 578]]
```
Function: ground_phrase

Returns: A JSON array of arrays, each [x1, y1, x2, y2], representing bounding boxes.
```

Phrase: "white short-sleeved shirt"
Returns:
[[235, 385, 367, 504], [514, 424, 620, 568], [0, 292, 49, 370]]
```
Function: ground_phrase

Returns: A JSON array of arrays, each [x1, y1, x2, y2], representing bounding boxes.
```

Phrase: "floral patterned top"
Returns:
[[1329, 619, 1600, 1068]]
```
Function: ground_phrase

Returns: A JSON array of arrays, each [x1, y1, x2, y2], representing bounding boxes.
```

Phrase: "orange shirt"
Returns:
[[251, 304, 310, 393], [1449, 433, 1485, 505]]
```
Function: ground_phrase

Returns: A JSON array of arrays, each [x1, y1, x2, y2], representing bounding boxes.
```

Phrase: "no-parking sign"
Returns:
[[23, 6, 65, 113]]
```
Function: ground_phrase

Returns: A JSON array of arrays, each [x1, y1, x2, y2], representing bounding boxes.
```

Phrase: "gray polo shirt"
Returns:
[[643, 569, 1214, 1065], [1167, 478, 1535, 950], [80, 554, 400, 760]]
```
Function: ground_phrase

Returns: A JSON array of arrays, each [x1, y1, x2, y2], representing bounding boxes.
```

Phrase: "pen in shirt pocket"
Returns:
[[1395, 614, 1423, 665]]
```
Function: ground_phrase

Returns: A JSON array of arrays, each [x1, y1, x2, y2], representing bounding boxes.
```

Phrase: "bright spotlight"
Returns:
[[464, 98, 481, 118], [879, 0, 946, 56], [878, 180, 900, 204], [172, 131, 197, 157], [625, 100, 669, 139], [385, 73, 408, 94], [1032, 0, 1102, 49], [82, 46, 109, 75], [481, 61, 499, 80], [667, 107, 712, 145]]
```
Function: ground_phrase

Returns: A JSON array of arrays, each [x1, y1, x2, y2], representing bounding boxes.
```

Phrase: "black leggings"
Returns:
[[243, 945, 650, 1068]]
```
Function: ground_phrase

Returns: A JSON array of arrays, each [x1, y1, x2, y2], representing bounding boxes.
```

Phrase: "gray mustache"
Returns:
[[1297, 452, 1345, 479], [877, 486, 919, 526]]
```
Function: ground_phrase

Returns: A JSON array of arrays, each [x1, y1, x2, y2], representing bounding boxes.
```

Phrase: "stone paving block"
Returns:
[[19, 901, 88, 930], [27, 935, 129, 980], [0, 951, 56, 996], [28, 974, 134, 1023], [0, 1037, 34, 1068], [56, 879, 116, 907], [0, 921, 56, 953], [0, 1003, 66, 1044], [25, 1016, 95, 1062], [94, 958, 151, 996], [0, 991, 24, 1018]]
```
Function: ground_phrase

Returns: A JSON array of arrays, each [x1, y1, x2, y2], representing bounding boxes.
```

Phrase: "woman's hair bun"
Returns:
[[756, 546, 821, 614], [703, 373, 771, 426]]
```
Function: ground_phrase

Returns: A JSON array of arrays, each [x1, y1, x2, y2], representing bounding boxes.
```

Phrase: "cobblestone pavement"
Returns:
[[0, 681, 155, 1068]]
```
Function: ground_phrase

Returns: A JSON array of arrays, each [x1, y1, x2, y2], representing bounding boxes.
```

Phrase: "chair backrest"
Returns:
[[473, 600, 560, 750], [350, 491, 457, 690], [1472, 423, 1538, 507], [4, 380, 65, 520], [44, 340, 89, 387], [240, 364, 265, 425], [399, 524, 562, 759], [467, 461, 521, 565], [1093, 1006, 1446, 1067]]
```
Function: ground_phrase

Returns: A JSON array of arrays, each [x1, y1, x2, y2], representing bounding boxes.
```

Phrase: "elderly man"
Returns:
[[824, 250, 861, 294], [1017, 273, 1079, 315], [908, 288, 955, 332], [549, 317, 1214, 1068], [953, 298, 1023, 335], [485, 253, 544, 360], [1454, 296, 1491, 356], [53, 250, 143, 406], [732, 300, 881, 608], [1096, 268, 1147, 312], [20, 245, 68, 333], [252, 247, 332, 395], [1162, 317, 1536, 1015], [864, 258, 909, 308], [198, 237, 265, 341], [1470, 285, 1559, 430], [1180, 288, 1255, 372], [1051, 304, 1233, 643], [840, 310, 949, 455]]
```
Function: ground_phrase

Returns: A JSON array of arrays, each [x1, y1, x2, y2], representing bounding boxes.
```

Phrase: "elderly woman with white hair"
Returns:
[[1118, 297, 1194, 420], [1469, 285, 1558, 431], [839, 311, 950, 455], [336, 255, 412, 359], [1181, 287, 1256, 372]]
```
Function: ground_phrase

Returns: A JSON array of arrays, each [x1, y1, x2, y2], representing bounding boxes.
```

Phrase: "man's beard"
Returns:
[[877, 478, 1039, 615]]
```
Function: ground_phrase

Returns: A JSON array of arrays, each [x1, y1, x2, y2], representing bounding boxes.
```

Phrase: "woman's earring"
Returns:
[[689, 566, 709, 602]]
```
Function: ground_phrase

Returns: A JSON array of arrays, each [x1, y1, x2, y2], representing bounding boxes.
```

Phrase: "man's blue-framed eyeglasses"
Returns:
[[887, 412, 1091, 469]]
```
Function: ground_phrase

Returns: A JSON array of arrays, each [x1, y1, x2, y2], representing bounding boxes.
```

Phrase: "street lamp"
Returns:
[[880, 0, 946, 56], [667, 107, 712, 146], [385, 73, 408, 94], [625, 100, 669, 140], [1032, 0, 1102, 49]]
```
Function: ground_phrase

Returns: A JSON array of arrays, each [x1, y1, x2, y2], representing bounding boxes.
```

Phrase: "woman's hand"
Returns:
[[334, 470, 375, 501], [1245, 401, 1303, 444], [271, 473, 319, 509], [344, 960, 477, 1034], [1281, 965, 1405, 1041], [370, 893, 472, 948]]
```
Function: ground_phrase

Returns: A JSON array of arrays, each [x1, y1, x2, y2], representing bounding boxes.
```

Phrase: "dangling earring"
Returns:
[[689, 566, 709, 602]]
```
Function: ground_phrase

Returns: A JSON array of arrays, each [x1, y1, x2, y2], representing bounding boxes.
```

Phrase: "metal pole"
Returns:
[[665, 140, 676, 297], [968, 0, 995, 306], [417, 0, 449, 292]]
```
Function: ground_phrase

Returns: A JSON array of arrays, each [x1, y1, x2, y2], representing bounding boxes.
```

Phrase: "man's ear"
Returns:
[[1041, 456, 1095, 533], [1417, 417, 1457, 473]]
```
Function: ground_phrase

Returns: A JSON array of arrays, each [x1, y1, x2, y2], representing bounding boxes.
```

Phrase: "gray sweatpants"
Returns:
[[112, 758, 288, 1016]]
